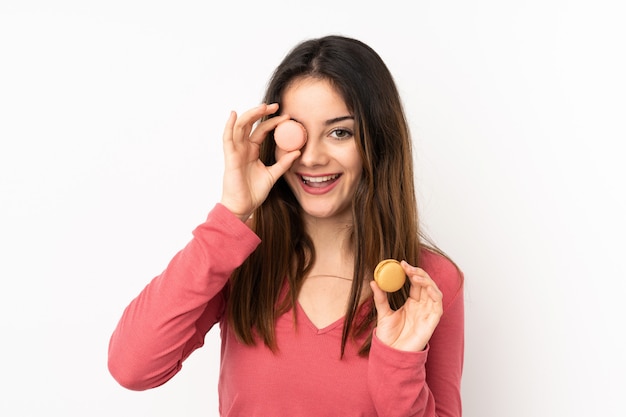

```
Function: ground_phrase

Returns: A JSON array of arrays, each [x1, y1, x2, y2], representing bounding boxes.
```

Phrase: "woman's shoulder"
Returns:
[[419, 246, 464, 308]]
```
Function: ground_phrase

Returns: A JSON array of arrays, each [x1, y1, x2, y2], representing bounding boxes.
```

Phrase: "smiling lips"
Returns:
[[300, 174, 341, 188]]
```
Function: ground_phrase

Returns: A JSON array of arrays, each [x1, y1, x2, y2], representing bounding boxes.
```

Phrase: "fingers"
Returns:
[[401, 261, 443, 304], [221, 110, 238, 152], [370, 280, 393, 318], [224, 103, 293, 154], [268, 149, 301, 181], [249, 113, 291, 145], [231, 103, 282, 146]]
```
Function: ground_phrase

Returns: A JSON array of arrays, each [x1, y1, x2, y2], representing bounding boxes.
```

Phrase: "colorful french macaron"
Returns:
[[274, 120, 307, 151], [374, 259, 406, 292]]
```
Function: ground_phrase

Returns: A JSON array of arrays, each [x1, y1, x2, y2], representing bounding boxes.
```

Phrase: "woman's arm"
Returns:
[[368, 253, 464, 417], [107, 203, 261, 390]]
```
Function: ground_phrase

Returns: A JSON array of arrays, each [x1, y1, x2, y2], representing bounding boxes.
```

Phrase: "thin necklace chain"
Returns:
[[307, 274, 352, 281]]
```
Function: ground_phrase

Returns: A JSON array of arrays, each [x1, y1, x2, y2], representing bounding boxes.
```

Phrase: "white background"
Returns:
[[1, 1, 625, 416]]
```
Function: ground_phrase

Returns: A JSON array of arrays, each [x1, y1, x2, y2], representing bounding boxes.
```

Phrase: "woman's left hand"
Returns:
[[370, 261, 443, 352]]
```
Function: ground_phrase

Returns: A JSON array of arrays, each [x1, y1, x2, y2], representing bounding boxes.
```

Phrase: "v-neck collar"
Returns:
[[296, 301, 346, 335]]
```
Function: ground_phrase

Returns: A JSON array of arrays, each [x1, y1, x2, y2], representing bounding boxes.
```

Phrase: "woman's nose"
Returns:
[[298, 136, 328, 166]]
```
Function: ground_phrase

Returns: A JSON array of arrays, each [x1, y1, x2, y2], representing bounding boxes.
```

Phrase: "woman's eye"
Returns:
[[330, 128, 353, 140]]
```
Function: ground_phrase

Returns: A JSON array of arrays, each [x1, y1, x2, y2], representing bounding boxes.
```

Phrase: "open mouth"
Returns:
[[300, 174, 341, 188]]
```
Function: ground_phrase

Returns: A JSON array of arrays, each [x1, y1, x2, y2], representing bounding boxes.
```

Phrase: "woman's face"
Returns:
[[275, 77, 363, 224]]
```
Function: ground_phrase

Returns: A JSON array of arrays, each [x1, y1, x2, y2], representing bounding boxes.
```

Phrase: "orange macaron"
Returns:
[[374, 259, 406, 292]]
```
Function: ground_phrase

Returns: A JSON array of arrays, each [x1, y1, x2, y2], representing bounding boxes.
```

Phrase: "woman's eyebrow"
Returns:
[[324, 115, 354, 125], [290, 115, 354, 125]]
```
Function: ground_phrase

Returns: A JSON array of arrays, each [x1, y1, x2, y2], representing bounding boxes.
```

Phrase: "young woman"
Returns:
[[108, 35, 464, 417]]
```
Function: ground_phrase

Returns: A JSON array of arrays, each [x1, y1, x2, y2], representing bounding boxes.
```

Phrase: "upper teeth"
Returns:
[[302, 174, 339, 183]]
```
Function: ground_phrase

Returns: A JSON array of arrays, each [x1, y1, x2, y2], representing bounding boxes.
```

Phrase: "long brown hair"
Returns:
[[228, 35, 426, 356]]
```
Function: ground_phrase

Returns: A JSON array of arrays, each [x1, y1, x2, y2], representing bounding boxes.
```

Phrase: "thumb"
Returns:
[[370, 280, 392, 318], [268, 150, 301, 180]]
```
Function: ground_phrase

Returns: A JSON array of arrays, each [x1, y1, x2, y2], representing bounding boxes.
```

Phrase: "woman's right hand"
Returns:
[[220, 103, 301, 222]]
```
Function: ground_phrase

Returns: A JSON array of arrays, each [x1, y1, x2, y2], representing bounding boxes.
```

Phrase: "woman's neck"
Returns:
[[305, 214, 352, 250], [303, 214, 355, 278]]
